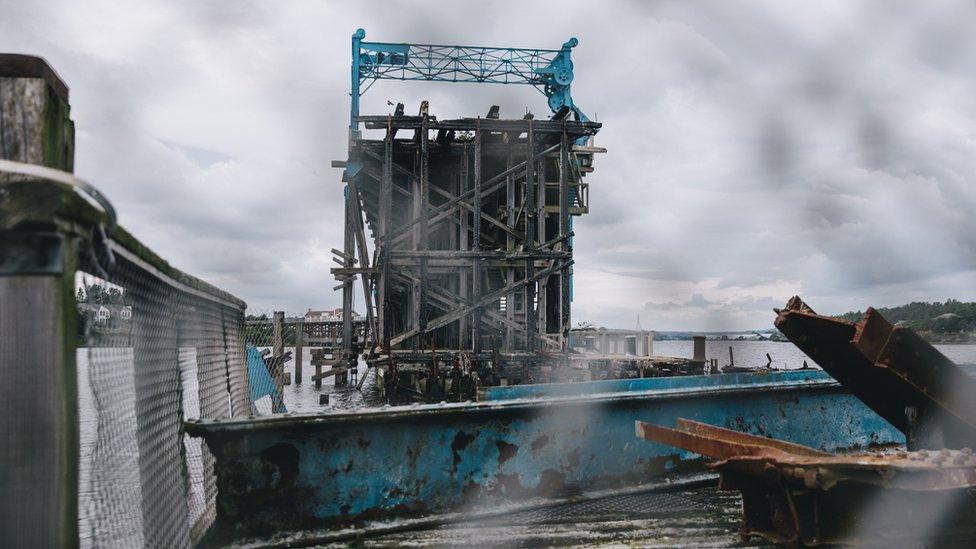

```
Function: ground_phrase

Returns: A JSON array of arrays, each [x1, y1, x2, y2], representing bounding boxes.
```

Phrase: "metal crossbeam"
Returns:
[[350, 28, 587, 129]]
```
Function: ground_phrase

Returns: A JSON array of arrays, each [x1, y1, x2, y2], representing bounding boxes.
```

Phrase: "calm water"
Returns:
[[654, 339, 976, 370], [255, 349, 383, 415]]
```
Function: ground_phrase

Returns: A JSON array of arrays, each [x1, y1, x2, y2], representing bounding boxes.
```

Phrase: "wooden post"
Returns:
[[271, 311, 285, 411], [294, 319, 304, 384], [558, 129, 571, 349], [0, 54, 74, 172], [693, 335, 706, 362], [311, 348, 324, 389], [504, 133, 516, 348], [340, 180, 355, 387], [0, 55, 78, 546], [273, 311, 284, 356], [418, 104, 430, 346], [458, 145, 469, 348], [471, 118, 482, 354], [524, 121, 536, 352], [378, 121, 392, 344], [537, 145, 547, 339]]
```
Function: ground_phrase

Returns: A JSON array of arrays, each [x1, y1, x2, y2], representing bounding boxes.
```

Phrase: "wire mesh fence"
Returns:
[[75, 250, 249, 547], [2, 165, 372, 546]]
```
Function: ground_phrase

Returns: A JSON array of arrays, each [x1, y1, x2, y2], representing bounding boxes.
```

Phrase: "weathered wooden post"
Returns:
[[294, 318, 304, 384], [0, 54, 78, 546], [693, 335, 706, 362], [273, 311, 284, 357], [311, 348, 324, 389], [271, 311, 285, 411]]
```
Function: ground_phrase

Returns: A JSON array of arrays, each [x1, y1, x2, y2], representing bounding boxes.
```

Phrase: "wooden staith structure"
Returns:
[[332, 102, 604, 379]]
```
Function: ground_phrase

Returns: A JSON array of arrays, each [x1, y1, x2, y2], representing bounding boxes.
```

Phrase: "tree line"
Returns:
[[836, 300, 976, 338]]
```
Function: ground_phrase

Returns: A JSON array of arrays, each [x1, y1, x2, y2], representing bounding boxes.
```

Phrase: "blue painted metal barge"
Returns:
[[187, 370, 902, 545]]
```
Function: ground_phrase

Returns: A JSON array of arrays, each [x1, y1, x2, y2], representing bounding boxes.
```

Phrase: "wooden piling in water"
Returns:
[[311, 348, 324, 389], [693, 335, 706, 362], [294, 319, 304, 384], [272, 311, 285, 412]]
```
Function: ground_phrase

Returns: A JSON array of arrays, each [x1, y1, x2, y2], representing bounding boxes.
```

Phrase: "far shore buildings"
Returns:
[[304, 308, 362, 323], [78, 303, 133, 324], [569, 327, 655, 357]]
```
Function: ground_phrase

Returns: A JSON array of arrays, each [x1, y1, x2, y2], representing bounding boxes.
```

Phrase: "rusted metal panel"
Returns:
[[775, 296, 976, 449], [187, 372, 901, 545], [635, 418, 831, 460], [637, 417, 976, 545]]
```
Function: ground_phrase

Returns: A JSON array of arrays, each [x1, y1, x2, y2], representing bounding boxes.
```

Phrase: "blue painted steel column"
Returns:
[[350, 28, 365, 133]]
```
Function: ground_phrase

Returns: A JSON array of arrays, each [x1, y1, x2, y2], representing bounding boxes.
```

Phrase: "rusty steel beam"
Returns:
[[636, 417, 976, 546], [636, 418, 828, 461], [775, 296, 976, 450]]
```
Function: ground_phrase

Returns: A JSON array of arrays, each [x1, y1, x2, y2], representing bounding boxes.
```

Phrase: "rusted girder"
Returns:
[[635, 418, 829, 461], [774, 296, 976, 450], [637, 418, 976, 546]]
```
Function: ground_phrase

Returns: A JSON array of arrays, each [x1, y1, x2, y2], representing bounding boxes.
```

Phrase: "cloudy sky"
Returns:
[[4, 1, 975, 330]]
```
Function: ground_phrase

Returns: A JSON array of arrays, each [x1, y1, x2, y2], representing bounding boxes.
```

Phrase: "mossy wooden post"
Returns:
[[0, 54, 74, 171], [0, 54, 78, 547]]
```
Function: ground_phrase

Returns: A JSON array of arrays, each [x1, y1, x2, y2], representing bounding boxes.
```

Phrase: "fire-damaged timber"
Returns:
[[328, 30, 611, 404], [636, 418, 976, 546], [333, 104, 604, 403], [775, 296, 976, 450]]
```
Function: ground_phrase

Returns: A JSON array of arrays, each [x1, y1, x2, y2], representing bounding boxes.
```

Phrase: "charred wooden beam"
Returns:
[[358, 115, 601, 135], [384, 143, 561, 247]]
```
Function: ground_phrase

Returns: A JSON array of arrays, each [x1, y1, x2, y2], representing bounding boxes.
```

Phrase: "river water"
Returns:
[[269, 341, 976, 415], [654, 339, 976, 370]]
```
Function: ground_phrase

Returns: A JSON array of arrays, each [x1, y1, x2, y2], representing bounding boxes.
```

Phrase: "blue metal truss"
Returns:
[[350, 28, 587, 130]]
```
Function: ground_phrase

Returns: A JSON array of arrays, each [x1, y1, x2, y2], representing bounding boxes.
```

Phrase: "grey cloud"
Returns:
[[4, 0, 975, 328]]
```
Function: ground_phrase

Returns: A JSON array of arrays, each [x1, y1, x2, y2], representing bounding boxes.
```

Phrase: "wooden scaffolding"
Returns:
[[333, 104, 603, 377]]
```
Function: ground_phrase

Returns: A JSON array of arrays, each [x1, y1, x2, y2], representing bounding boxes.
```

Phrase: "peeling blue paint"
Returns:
[[482, 369, 836, 400], [187, 371, 903, 543]]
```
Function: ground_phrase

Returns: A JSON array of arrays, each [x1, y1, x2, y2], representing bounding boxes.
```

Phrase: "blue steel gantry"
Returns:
[[350, 28, 588, 131]]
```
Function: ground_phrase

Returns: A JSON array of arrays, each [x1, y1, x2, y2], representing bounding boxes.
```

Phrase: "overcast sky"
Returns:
[[4, 1, 975, 330]]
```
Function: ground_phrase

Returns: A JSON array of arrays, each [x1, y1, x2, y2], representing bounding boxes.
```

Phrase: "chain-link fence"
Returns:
[[74, 243, 250, 547], [2, 163, 254, 546]]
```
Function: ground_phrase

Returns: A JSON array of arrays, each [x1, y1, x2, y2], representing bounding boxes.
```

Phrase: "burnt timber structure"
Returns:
[[331, 31, 606, 401], [335, 107, 603, 399]]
